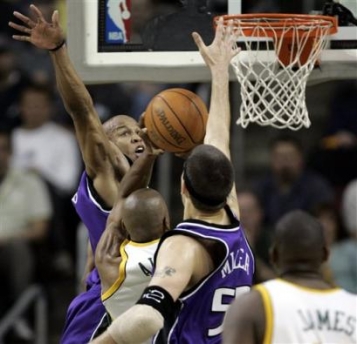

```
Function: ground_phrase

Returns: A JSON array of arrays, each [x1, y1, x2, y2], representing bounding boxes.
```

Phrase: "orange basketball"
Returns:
[[144, 88, 208, 153]]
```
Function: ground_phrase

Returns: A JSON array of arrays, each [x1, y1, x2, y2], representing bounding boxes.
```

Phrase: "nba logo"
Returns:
[[105, 0, 131, 44]]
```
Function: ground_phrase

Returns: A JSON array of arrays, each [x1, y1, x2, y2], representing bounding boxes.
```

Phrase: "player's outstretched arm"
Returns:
[[193, 18, 240, 215], [192, 18, 239, 158], [9, 5, 121, 190]]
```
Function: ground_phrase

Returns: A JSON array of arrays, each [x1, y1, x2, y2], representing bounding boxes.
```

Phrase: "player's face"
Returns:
[[20, 90, 52, 128], [107, 116, 146, 162], [237, 192, 263, 243], [271, 143, 303, 182]]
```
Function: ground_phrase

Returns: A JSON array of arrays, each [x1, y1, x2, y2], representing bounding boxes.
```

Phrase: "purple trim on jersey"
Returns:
[[72, 171, 110, 253], [153, 213, 255, 344], [60, 283, 106, 344]]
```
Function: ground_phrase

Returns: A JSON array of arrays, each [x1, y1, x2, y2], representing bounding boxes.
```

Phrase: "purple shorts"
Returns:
[[60, 276, 106, 343]]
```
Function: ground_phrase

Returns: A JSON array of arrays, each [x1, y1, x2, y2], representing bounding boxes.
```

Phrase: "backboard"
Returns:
[[66, 0, 357, 84]]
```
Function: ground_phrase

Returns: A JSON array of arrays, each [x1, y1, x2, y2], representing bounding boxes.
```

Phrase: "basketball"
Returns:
[[144, 88, 208, 153]]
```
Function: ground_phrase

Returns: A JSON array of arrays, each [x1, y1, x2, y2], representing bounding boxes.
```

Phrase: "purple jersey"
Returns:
[[72, 171, 111, 253], [61, 172, 109, 344], [153, 207, 255, 344]]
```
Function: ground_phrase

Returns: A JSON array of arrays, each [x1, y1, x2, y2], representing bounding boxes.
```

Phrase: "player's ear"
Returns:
[[163, 216, 170, 232], [180, 173, 188, 196]]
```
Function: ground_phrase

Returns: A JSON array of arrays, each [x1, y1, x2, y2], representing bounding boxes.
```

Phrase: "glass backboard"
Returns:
[[66, 0, 357, 84]]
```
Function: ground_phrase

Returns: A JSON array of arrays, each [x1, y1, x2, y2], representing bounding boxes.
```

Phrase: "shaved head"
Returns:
[[272, 210, 328, 273], [103, 115, 138, 136], [121, 188, 170, 242]]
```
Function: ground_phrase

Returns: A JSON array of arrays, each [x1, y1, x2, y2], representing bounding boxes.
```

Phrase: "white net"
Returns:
[[225, 15, 336, 130]]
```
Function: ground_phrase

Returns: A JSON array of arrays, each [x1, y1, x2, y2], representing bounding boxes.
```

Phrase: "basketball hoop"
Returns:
[[216, 14, 338, 130]]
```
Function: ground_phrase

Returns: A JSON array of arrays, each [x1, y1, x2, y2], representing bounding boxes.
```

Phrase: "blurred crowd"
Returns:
[[0, 0, 356, 342]]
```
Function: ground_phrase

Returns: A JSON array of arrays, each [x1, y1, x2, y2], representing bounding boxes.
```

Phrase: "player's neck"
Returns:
[[279, 269, 332, 289], [185, 206, 230, 224]]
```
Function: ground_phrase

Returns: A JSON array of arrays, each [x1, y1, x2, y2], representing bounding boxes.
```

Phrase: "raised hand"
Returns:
[[192, 17, 240, 71], [9, 4, 64, 50], [140, 128, 164, 156]]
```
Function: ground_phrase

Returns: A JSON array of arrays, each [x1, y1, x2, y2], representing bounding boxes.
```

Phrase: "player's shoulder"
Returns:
[[160, 233, 201, 248], [157, 233, 207, 262], [227, 287, 263, 321]]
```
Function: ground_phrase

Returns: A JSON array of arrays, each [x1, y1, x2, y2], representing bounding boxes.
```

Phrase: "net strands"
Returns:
[[221, 15, 336, 130]]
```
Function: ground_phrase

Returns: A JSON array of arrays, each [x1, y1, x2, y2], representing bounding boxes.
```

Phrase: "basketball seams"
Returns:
[[166, 89, 207, 143], [144, 88, 208, 153], [157, 95, 195, 145], [148, 101, 185, 152]]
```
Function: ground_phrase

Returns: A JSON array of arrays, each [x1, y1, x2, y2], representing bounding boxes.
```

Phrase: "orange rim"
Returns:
[[214, 13, 338, 37]]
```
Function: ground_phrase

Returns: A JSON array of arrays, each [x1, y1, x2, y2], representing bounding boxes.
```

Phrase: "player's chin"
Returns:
[[132, 151, 145, 161], [133, 145, 146, 160]]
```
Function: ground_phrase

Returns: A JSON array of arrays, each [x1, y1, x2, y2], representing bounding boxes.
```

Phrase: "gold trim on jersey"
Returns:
[[255, 284, 273, 344], [101, 239, 129, 301], [128, 239, 160, 247], [276, 278, 341, 294]]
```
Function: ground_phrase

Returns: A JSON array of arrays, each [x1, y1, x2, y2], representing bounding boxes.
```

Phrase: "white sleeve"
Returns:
[[42, 131, 81, 194], [25, 173, 53, 221]]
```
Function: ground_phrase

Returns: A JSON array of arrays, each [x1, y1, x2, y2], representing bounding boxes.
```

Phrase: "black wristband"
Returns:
[[49, 40, 65, 52], [137, 286, 175, 318]]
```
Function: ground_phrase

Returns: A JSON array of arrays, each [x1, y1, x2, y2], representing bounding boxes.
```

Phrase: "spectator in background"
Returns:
[[313, 202, 346, 248], [0, 0, 23, 36], [86, 83, 133, 123], [11, 82, 81, 270], [329, 180, 357, 294], [17, 0, 57, 84], [254, 135, 334, 226], [0, 35, 30, 130], [0, 127, 52, 318], [238, 190, 275, 283], [310, 80, 357, 193], [313, 203, 346, 286]]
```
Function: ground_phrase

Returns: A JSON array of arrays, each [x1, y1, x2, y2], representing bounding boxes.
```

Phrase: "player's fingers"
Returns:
[[231, 45, 241, 58], [8, 21, 32, 34], [223, 19, 234, 44], [12, 34, 31, 42], [155, 148, 165, 155], [214, 17, 225, 43], [13, 11, 36, 28], [192, 32, 205, 49], [140, 128, 148, 135], [138, 128, 150, 143], [52, 10, 59, 27], [30, 4, 45, 22], [138, 112, 146, 128]]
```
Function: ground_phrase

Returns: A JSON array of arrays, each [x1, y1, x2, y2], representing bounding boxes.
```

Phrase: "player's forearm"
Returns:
[[118, 152, 157, 198], [204, 69, 231, 157], [108, 152, 156, 224], [50, 44, 94, 119]]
